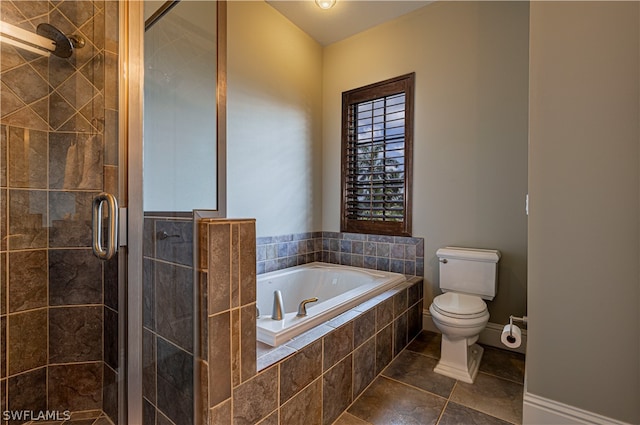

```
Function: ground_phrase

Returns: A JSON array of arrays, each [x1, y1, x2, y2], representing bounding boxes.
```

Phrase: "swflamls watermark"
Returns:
[[2, 410, 71, 421]]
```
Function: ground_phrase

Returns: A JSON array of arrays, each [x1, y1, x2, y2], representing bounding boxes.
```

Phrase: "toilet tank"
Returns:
[[437, 247, 501, 300]]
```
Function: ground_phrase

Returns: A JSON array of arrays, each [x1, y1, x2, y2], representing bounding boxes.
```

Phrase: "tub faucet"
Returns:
[[297, 297, 318, 317], [271, 290, 285, 320]]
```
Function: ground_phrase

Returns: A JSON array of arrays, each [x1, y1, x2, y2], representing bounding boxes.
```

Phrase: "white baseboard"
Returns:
[[422, 311, 527, 354], [523, 391, 632, 425]]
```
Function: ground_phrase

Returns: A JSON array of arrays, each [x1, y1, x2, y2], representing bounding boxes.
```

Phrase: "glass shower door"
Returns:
[[0, 1, 123, 423]]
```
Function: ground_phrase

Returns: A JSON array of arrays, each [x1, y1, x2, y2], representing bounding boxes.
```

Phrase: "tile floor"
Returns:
[[17, 332, 523, 425], [335, 331, 525, 425]]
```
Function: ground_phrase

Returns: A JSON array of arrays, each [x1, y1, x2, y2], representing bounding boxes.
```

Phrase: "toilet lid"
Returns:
[[432, 292, 487, 317]]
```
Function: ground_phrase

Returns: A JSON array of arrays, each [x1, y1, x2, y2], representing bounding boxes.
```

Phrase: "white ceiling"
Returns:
[[265, 0, 432, 46]]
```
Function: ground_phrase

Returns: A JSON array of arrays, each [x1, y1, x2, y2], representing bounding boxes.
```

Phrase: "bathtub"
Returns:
[[256, 262, 406, 347]]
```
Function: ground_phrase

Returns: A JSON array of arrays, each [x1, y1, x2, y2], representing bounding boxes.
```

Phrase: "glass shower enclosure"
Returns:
[[1, 1, 223, 423], [1, 1, 123, 423]]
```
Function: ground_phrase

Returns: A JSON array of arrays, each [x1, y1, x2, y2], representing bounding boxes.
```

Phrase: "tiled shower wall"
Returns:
[[257, 231, 424, 277], [142, 216, 195, 425], [201, 220, 424, 425], [0, 1, 119, 423]]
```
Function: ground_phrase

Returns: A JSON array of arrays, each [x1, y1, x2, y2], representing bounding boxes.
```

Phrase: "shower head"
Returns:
[[36, 23, 84, 58]]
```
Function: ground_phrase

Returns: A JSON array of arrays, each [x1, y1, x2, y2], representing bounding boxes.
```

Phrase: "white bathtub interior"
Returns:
[[256, 262, 406, 346]]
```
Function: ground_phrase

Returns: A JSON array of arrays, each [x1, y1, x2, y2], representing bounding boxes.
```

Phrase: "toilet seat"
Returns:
[[432, 292, 487, 319]]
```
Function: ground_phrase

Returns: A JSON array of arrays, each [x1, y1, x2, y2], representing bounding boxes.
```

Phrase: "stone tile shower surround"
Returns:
[[0, 1, 119, 423], [142, 216, 195, 425], [257, 231, 424, 277], [201, 220, 424, 425]]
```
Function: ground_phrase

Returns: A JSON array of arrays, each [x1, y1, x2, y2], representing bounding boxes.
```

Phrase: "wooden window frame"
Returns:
[[340, 73, 415, 237]]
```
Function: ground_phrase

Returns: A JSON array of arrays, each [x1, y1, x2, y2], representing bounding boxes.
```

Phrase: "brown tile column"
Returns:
[[199, 219, 257, 424]]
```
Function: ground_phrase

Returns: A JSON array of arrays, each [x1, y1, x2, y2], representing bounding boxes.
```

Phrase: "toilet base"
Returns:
[[434, 338, 484, 384]]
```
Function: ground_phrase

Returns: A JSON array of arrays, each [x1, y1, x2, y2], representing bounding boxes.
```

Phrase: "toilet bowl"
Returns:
[[429, 292, 490, 383], [430, 247, 500, 384]]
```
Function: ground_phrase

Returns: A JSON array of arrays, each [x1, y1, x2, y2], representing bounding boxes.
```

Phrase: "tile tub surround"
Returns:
[[0, 1, 120, 423], [201, 218, 424, 425], [256, 232, 322, 274], [255, 277, 424, 371], [337, 331, 526, 425], [236, 278, 422, 425], [257, 231, 424, 277]]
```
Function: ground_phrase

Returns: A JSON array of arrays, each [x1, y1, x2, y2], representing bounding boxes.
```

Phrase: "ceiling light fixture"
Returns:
[[315, 0, 336, 10]]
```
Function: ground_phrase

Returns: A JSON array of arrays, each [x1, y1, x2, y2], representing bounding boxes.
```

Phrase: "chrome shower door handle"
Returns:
[[92, 192, 119, 260]]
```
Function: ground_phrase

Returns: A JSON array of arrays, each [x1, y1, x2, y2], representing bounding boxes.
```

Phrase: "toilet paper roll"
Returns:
[[501, 324, 522, 349]]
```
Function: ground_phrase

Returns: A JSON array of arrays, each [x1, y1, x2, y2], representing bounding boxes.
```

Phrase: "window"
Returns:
[[341, 73, 415, 236]]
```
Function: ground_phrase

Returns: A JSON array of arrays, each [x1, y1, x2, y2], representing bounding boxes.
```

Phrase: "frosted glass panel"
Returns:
[[144, 1, 217, 212]]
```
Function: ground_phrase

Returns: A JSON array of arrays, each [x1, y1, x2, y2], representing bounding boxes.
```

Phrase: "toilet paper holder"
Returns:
[[507, 315, 528, 343]]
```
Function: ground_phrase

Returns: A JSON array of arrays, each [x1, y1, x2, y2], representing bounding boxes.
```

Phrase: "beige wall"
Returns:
[[527, 2, 640, 423], [227, 1, 323, 237], [322, 2, 529, 324], [223, 1, 640, 420]]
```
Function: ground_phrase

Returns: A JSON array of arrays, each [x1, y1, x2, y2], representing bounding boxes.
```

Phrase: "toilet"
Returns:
[[429, 247, 500, 384]]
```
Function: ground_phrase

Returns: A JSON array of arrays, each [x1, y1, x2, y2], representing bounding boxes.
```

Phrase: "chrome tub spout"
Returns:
[[297, 297, 319, 317]]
